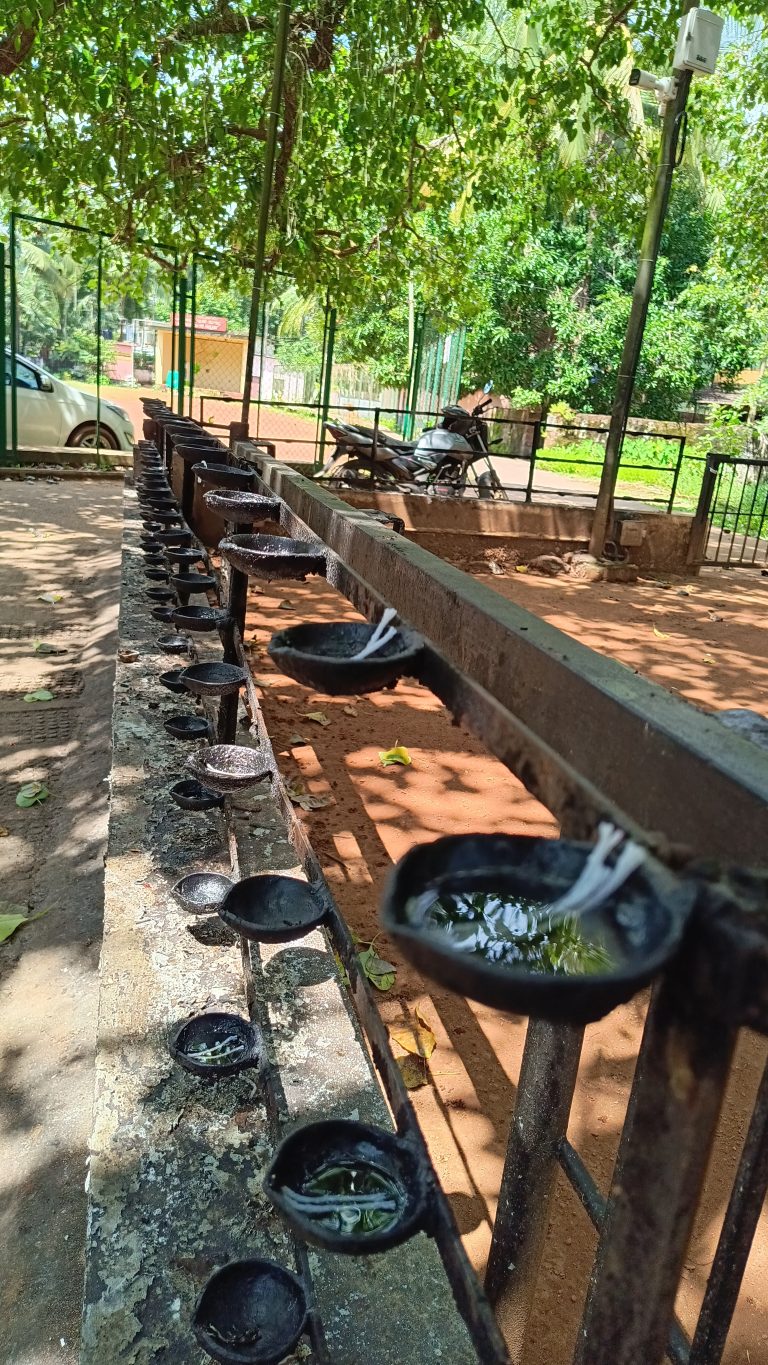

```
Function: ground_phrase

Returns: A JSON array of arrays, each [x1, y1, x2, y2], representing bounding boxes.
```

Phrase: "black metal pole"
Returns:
[[218, 518, 253, 743], [485, 1019, 584, 1360], [241, 0, 291, 429], [690, 1055, 768, 1364], [589, 7, 697, 557], [573, 964, 736, 1365]]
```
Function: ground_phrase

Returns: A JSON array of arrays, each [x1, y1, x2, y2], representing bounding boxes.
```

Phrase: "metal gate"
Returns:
[[695, 453, 768, 568]]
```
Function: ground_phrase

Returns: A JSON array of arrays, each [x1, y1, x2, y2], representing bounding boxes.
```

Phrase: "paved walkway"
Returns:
[[0, 480, 121, 1365]]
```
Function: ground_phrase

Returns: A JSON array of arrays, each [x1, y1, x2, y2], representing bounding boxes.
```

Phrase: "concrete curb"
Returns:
[[82, 498, 476, 1363]]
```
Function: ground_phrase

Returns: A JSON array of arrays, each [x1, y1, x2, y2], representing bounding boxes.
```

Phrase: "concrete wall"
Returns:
[[330, 488, 696, 575]]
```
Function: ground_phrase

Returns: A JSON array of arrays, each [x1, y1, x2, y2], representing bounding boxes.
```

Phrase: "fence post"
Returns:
[[240, 0, 291, 430], [405, 313, 425, 440], [686, 451, 723, 567], [0, 243, 6, 462], [573, 958, 737, 1365], [176, 276, 187, 417], [372, 406, 380, 464], [454, 325, 467, 401], [188, 257, 197, 418], [525, 421, 541, 503], [9, 211, 18, 459], [485, 1019, 584, 1361], [170, 255, 178, 404], [314, 292, 331, 467], [317, 305, 336, 470], [95, 238, 103, 449]]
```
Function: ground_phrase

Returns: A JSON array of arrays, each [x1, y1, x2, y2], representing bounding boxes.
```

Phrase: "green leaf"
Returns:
[[379, 744, 412, 767], [359, 946, 397, 991], [38, 592, 64, 604], [23, 689, 55, 703], [16, 781, 50, 808], [0, 903, 49, 944]]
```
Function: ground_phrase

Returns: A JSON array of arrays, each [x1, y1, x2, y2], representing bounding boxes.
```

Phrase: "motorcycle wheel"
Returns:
[[326, 458, 397, 490]]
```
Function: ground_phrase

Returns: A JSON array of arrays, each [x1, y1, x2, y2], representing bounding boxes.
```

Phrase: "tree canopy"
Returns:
[[2, 1, 768, 415]]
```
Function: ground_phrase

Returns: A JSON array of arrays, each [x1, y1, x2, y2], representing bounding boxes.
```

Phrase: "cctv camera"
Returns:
[[629, 68, 677, 102]]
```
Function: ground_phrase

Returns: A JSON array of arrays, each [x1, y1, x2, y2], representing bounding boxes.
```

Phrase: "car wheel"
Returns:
[[67, 422, 119, 450]]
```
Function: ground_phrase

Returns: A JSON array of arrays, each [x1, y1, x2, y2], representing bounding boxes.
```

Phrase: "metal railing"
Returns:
[[152, 407, 768, 1363], [222, 437, 766, 1365], [688, 452, 768, 568], [199, 396, 694, 513]]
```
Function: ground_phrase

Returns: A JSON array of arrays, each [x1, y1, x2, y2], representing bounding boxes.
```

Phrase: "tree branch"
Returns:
[[0, 0, 72, 78]]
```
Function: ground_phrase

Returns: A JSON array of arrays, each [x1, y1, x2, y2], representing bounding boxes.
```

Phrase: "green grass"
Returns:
[[538, 437, 705, 510]]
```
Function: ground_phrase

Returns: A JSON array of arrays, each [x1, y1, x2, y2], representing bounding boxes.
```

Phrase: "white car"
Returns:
[[4, 352, 135, 450]]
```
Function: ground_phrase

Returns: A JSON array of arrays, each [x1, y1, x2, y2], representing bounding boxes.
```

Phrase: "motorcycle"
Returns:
[[315, 384, 507, 499]]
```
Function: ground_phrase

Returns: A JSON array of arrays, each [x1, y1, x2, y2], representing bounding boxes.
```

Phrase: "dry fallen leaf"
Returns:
[[118, 649, 139, 663], [286, 783, 333, 811], [33, 641, 67, 656], [38, 591, 64, 604], [343, 704, 358, 717], [0, 827, 10, 838], [515, 564, 528, 574], [702, 654, 716, 665], [289, 733, 311, 747], [652, 625, 669, 640], [397, 1055, 429, 1090], [278, 599, 294, 610], [304, 711, 331, 727], [390, 1007, 437, 1059]]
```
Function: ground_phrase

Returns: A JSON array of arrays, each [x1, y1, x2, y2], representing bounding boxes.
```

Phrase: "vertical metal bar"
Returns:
[[406, 314, 425, 440], [485, 1020, 584, 1362], [177, 276, 187, 417], [573, 963, 737, 1365], [0, 243, 6, 461], [713, 462, 733, 564], [749, 466, 768, 565], [402, 314, 419, 439], [95, 239, 103, 450], [725, 461, 750, 565], [9, 211, 18, 458], [689, 1056, 768, 1365], [256, 287, 268, 441], [738, 462, 764, 566], [423, 337, 439, 423], [188, 257, 197, 417], [525, 422, 541, 504], [314, 291, 330, 468], [170, 257, 178, 404], [372, 406, 380, 464], [218, 549, 250, 744], [241, 0, 291, 428], [454, 325, 467, 401], [317, 305, 336, 470], [667, 436, 686, 514]]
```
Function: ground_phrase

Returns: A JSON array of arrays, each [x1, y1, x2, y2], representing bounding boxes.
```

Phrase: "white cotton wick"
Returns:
[[547, 823, 646, 923], [352, 607, 398, 661]]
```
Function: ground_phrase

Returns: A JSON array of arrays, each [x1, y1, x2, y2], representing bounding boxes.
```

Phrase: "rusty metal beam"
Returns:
[[241, 449, 768, 868]]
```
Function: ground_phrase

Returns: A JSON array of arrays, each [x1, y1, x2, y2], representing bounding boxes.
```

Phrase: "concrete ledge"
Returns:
[[83, 501, 476, 1363], [0, 466, 125, 480], [2, 445, 131, 468]]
